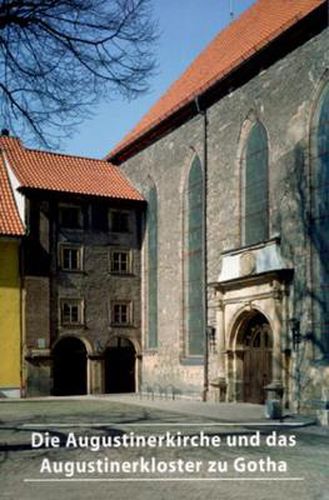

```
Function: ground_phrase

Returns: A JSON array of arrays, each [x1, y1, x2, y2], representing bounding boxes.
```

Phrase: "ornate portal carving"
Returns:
[[240, 252, 256, 276]]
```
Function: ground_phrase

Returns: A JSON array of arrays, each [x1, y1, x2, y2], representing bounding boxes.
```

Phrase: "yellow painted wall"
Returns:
[[0, 240, 21, 393]]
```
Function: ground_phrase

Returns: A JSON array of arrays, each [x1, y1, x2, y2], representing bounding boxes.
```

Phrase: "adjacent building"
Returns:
[[0, 135, 145, 396], [0, 148, 24, 397]]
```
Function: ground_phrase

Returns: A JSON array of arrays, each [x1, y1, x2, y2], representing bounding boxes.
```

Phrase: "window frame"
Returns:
[[59, 298, 84, 327], [242, 121, 269, 247], [109, 209, 131, 233], [147, 183, 158, 350], [183, 155, 205, 359], [58, 204, 83, 230], [109, 249, 132, 275], [310, 80, 329, 354], [59, 244, 83, 272], [111, 301, 133, 326]]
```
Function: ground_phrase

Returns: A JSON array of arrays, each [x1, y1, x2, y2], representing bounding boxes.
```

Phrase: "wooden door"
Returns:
[[243, 320, 272, 403]]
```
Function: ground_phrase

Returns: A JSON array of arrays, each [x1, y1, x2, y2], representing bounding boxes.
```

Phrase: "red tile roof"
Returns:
[[0, 155, 24, 237], [0, 136, 143, 201], [108, 0, 326, 162]]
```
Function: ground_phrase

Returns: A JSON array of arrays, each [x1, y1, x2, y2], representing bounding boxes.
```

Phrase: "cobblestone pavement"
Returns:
[[0, 398, 328, 500]]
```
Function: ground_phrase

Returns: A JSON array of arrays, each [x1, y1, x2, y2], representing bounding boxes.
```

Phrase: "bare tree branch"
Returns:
[[0, 0, 158, 147]]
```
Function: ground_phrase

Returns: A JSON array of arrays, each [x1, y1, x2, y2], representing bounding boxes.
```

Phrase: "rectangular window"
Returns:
[[110, 250, 131, 274], [59, 205, 82, 229], [111, 302, 132, 326], [60, 299, 83, 326], [60, 245, 83, 271], [110, 211, 130, 233]]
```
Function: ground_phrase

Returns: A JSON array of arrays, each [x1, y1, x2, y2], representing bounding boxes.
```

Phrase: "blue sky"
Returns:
[[64, 0, 255, 159]]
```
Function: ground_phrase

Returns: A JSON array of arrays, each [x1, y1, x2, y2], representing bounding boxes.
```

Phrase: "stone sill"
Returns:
[[179, 356, 204, 366], [25, 348, 51, 359]]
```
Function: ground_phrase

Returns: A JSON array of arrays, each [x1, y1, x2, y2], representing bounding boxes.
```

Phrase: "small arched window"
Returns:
[[312, 82, 329, 353], [244, 122, 269, 246], [147, 184, 158, 349], [184, 155, 204, 356]]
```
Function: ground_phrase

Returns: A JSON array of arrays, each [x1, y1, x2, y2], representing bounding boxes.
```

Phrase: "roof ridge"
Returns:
[[24, 146, 112, 164], [0, 137, 144, 201], [0, 135, 113, 164]]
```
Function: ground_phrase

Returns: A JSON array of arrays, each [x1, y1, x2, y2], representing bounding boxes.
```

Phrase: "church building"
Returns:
[[107, 0, 329, 409]]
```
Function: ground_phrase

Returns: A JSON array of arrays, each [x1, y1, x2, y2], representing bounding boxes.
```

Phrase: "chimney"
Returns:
[[1, 128, 10, 137]]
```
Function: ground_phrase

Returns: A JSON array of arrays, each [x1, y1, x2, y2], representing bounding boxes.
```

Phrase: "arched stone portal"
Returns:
[[104, 337, 136, 393], [235, 312, 273, 403], [53, 337, 87, 396]]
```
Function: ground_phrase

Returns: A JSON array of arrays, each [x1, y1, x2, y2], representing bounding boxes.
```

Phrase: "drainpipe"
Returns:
[[195, 96, 209, 402]]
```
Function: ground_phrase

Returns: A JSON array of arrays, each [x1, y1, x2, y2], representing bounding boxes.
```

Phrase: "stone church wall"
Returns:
[[119, 27, 329, 403]]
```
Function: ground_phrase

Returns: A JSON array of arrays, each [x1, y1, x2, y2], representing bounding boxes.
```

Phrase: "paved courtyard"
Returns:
[[0, 396, 328, 500]]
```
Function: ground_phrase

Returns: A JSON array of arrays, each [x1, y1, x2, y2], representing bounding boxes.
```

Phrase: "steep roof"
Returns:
[[0, 136, 143, 201], [0, 155, 24, 237], [108, 0, 326, 162]]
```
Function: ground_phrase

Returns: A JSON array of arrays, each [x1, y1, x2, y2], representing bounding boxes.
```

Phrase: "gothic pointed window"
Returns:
[[244, 122, 269, 246], [147, 184, 158, 349], [312, 83, 329, 353], [184, 156, 204, 356]]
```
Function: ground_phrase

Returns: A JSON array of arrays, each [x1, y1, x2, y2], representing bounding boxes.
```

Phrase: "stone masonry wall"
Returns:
[[118, 27, 329, 400], [24, 193, 143, 395]]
